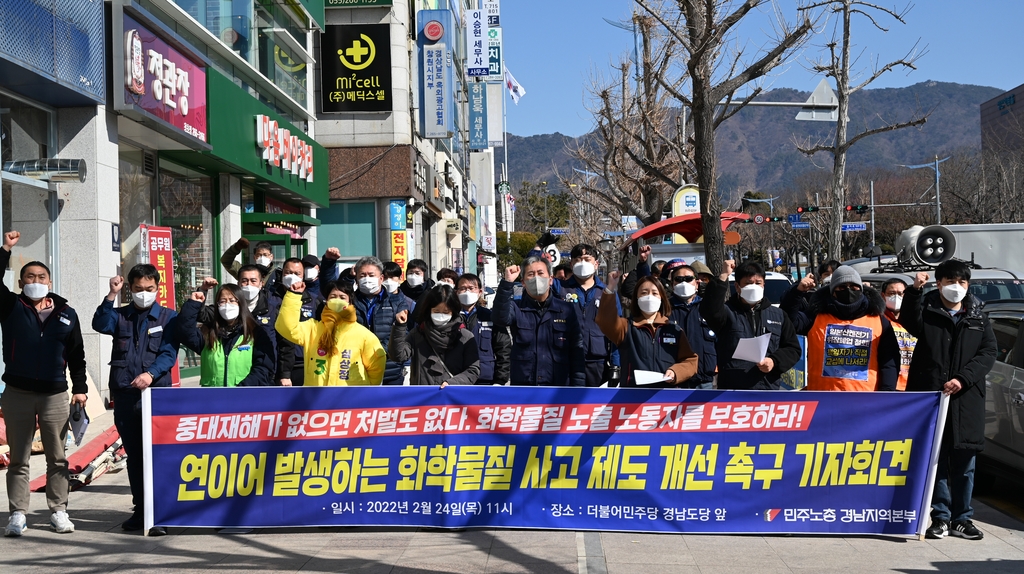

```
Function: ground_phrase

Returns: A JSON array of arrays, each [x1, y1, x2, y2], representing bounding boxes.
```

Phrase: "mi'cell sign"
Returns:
[[321, 24, 392, 113]]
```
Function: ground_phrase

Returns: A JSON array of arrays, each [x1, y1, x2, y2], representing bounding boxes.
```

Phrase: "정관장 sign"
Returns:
[[144, 387, 945, 535]]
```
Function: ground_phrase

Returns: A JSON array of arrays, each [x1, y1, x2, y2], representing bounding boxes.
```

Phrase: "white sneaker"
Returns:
[[5, 512, 27, 537], [50, 511, 74, 534]]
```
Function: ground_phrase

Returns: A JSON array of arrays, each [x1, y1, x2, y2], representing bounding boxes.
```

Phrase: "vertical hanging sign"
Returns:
[[140, 224, 180, 386], [423, 43, 450, 138], [483, 0, 500, 26], [469, 82, 488, 150], [466, 10, 489, 77], [487, 28, 503, 81]]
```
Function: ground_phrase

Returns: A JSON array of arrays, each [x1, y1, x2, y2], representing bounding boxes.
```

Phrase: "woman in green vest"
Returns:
[[178, 283, 275, 387]]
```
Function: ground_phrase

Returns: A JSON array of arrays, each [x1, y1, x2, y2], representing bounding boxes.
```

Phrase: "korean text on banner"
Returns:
[[144, 387, 943, 535], [465, 10, 489, 77], [140, 224, 180, 385], [469, 82, 488, 150], [390, 231, 408, 273]]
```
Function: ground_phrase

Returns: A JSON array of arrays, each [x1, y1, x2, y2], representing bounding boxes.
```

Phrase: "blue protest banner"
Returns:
[[144, 387, 944, 535]]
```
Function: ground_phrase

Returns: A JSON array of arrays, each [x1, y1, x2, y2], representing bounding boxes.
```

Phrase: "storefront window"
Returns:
[[118, 146, 156, 268], [158, 159, 214, 311]]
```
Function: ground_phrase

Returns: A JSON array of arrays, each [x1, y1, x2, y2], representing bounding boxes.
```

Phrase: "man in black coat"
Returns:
[[901, 261, 997, 541]]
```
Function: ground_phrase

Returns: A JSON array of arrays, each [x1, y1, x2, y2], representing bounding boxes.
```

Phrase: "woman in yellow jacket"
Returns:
[[275, 279, 387, 386]]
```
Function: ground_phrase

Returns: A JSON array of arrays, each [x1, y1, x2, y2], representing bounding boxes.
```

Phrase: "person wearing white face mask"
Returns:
[[902, 261, 997, 542], [399, 259, 433, 315], [699, 259, 801, 390], [389, 284, 479, 387], [456, 273, 511, 385], [351, 256, 409, 385], [881, 278, 916, 391], [658, 261, 718, 389], [92, 264, 180, 534], [596, 274, 698, 387], [559, 243, 620, 387], [0, 231, 88, 538], [177, 283, 275, 388], [493, 257, 586, 386], [266, 258, 321, 387]]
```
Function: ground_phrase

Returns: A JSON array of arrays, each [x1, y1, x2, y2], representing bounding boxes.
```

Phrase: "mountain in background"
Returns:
[[496, 81, 1003, 198]]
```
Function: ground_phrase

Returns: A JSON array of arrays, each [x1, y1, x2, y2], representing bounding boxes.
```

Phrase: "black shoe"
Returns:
[[121, 513, 143, 532], [148, 526, 167, 537], [925, 519, 949, 539], [951, 520, 984, 540]]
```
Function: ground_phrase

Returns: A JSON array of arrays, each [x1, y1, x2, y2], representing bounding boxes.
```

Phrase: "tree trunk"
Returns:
[[692, 76, 724, 274], [827, 2, 853, 262]]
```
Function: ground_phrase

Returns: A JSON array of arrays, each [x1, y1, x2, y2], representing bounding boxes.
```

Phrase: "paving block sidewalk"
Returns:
[[2, 407, 1024, 573]]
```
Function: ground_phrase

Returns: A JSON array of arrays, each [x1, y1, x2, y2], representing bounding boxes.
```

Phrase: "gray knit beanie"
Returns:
[[829, 265, 862, 294]]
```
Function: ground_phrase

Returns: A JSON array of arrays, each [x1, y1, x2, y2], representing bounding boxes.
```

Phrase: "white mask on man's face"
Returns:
[[406, 274, 424, 287], [358, 276, 381, 295], [739, 284, 764, 305], [281, 274, 301, 289], [22, 282, 48, 300]]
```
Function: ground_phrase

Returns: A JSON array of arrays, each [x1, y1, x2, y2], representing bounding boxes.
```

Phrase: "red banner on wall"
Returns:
[[141, 225, 180, 386]]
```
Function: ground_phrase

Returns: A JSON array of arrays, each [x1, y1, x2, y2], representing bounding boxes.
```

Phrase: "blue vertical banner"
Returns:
[[145, 387, 944, 536], [389, 200, 407, 231], [418, 10, 455, 139], [469, 81, 488, 150]]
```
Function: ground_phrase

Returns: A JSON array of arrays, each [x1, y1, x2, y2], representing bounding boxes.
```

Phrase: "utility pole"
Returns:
[[899, 156, 949, 225], [869, 181, 875, 247]]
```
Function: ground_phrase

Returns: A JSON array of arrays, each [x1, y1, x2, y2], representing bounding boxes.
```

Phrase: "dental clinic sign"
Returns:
[[117, 12, 208, 145], [256, 115, 315, 183]]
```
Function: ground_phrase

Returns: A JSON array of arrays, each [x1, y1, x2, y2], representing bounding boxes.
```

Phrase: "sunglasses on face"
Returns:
[[833, 284, 862, 292], [671, 275, 696, 284]]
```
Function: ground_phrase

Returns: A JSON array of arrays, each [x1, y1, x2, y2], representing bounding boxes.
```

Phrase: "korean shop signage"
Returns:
[[118, 12, 208, 146], [321, 24, 393, 113], [256, 115, 315, 183]]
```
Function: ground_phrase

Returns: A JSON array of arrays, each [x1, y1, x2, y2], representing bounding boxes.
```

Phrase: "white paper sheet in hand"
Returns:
[[732, 332, 772, 364], [634, 370, 672, 386]]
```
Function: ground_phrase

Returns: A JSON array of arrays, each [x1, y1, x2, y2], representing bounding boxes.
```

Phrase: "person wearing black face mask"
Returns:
[[789, 266, 900, 391]]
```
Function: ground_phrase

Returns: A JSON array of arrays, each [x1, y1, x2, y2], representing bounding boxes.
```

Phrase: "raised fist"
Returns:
[[607, 271, 621, 290], [395, 309, 409, 324], [3, 231, 20, 250], [190, 291, 206, 303], [797, 274, 816, 292], [914, 271, 929, 290], [234, 237, 250, 249], [323, 247, 341, 261], [109, 275, 125, 295], [639, 245, 651, 263], [200, 277, 218, 292], [504, 265, 521, 282], [290, 280, 306, 294], [719, 259, 736, 281]]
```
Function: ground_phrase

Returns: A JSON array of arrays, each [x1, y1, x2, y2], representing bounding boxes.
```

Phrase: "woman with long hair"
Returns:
[[177, 283, 275, 387], [389, 284, 479, 387], [596, 274, 699, 388], [275, 279, 386, 386]]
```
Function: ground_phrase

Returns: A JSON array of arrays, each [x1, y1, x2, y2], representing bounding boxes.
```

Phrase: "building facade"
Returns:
[[314, 0, 498, 280]]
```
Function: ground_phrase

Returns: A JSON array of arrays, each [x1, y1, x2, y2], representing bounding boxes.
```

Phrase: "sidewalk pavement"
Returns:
[[3, 408, 1024, 573]]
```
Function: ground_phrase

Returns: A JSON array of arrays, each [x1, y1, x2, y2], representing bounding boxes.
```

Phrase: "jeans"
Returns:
[[112, 390, 144, 511], [2, 386, 71, 513], [931, 440, 976, 523]]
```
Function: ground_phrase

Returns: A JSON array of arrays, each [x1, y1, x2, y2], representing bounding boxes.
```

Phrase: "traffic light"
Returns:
[[796, 206, 820, 214], [845, 204, 869, 214], [768, 216, 785, 222]]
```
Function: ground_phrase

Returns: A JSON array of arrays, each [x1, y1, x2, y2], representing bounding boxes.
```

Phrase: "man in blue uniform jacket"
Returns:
[[493, 256, 585, 386], [93, 264, 180, 535]]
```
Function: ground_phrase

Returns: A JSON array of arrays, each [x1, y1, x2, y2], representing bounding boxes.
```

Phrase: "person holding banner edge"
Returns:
[[901, 262, 997, 541], [92, 265, 179, 535]]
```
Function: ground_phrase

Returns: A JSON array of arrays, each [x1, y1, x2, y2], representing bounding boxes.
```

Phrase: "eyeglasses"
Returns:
[[672, 275, 697, 284]]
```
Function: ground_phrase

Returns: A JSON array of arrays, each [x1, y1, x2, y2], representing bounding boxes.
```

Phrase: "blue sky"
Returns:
[[499, 0, 1024, 137]]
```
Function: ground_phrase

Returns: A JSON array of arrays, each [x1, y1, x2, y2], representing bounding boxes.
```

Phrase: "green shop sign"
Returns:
[[326, 0, 392, 6], [165, 70, 328, 207]]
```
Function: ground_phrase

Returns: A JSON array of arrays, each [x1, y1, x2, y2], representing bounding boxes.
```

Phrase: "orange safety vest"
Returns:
[[891, 320, 917, 391], [806, 313, 883, 391]]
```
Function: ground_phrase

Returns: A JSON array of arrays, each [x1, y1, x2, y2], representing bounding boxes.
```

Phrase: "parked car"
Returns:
[[860, 269, 1024, 303], [980, 299, 1024, 477]]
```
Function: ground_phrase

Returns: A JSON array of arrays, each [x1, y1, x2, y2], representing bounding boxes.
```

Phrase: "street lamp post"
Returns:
[[899, 156, 950, 225]]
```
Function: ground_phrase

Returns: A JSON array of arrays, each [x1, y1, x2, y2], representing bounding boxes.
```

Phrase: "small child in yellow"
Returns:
[[275, 279, 386, 386]]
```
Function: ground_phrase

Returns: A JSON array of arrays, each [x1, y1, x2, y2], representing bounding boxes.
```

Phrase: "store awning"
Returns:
[[621, 212, 748, 249], [241, 212, 321, 227]]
